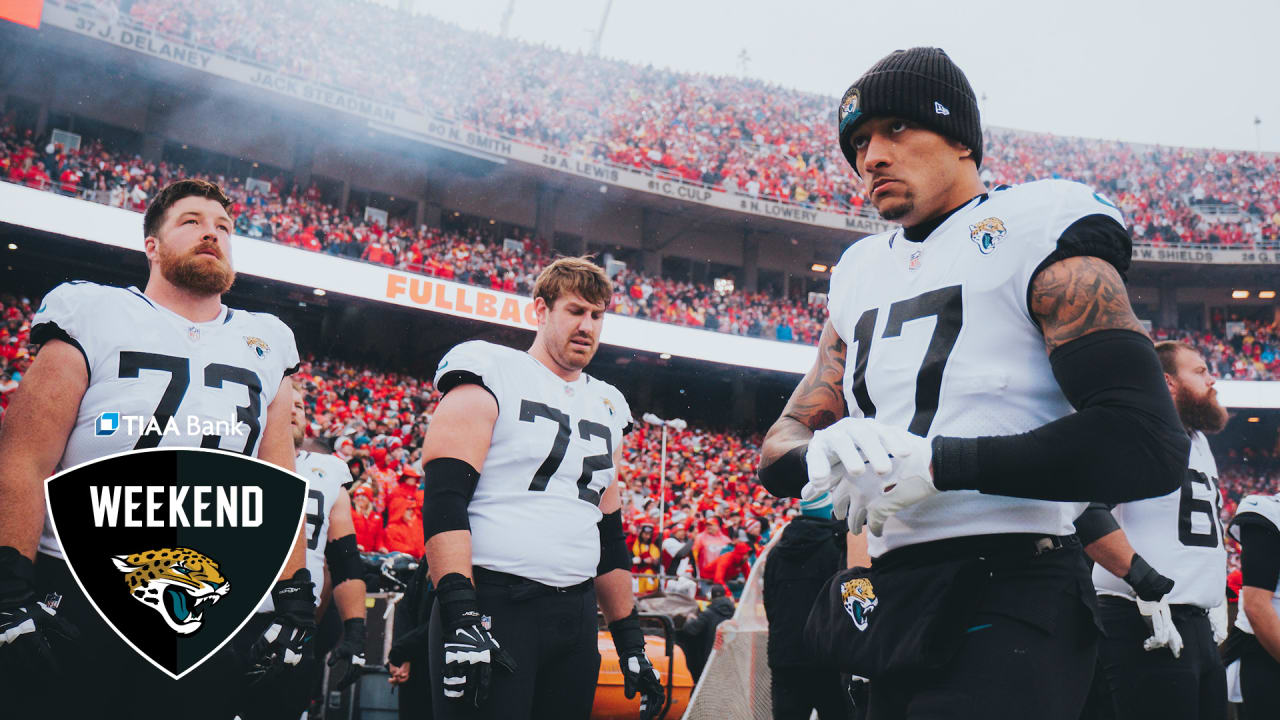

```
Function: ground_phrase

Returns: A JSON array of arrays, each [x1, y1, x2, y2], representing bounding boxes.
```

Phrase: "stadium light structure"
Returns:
[[641, 412, 686, 540]]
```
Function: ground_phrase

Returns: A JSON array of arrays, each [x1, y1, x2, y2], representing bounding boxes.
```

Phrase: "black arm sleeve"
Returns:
[[324, 533, 363, 585], [757, 445, 808, 499], [1240, 523, 1280, 592], [933, 329, 1189, 503], [597, 510, 630, 576], [1075, 503, 1121, 545], [420, 457, 480, 541]]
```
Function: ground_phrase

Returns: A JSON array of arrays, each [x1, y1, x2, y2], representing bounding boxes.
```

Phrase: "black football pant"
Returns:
[[427, 570, 600, 720], [1093, 596, 1226, 720], [1239, 650, 1280, 720], [866, 547, 1098, 720], [11, 553, 243, 719], [771, 665, 848, 720]]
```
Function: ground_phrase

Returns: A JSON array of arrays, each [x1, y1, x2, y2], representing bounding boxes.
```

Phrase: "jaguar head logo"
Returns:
[[969, 217, 1007, 255], [113, 547, 230, 635], [841, 577, 878, 632]]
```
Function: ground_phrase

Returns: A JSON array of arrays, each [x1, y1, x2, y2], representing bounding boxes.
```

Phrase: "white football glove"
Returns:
[[864, 429, 936, 536], [1210, 601, 1229, 645], [828, 474, 873, 534], [1137, 599, 1183, 658], [802, 418, 905, 496]]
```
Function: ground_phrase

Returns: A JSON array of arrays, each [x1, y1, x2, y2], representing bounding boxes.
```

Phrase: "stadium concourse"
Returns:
[[52, 0, 1280, 249], [2, 120, 1280, 380]]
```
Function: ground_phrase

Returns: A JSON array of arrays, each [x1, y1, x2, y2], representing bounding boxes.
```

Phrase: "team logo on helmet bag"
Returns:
[[841, 577, 878, 631], [969, 217, 1007, 255], [46, 448, 308, 679]]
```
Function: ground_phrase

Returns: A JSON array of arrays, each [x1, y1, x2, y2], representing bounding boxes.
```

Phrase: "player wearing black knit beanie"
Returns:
[[760, 46, 1188, 720]]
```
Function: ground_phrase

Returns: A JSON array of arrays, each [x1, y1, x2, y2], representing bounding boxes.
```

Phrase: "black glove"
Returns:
[[327, 617, 368, 690], [0, 547, 78, 674], [609, 607, 665, 720], [1124, 553, 1175, 602], [246, 568, 316, 687], [436, 573, 516, 708]]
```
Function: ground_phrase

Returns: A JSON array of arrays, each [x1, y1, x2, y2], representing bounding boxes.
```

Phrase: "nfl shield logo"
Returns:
[[45, 448, 308, 680]]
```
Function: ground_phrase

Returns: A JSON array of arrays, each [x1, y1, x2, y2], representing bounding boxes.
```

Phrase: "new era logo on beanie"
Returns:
[[836, 47, 982, 175]]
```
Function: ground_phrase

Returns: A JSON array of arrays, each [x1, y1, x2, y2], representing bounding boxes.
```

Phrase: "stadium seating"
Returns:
[[63, 0, 1280, 249]]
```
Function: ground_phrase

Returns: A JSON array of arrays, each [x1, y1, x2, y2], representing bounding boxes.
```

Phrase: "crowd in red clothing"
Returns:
[[1154, 317, 1280, 381], [65, 0, 1280, 250]]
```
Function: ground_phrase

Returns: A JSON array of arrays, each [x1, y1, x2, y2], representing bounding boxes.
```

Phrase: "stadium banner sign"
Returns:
[[41, 1, 893, 236], [3, 181, 1278, 402], [1131, 245, 1280, 266], [0, 182, 815, 374]]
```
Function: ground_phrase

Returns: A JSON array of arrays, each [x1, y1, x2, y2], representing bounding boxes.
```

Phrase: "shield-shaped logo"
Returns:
[[45, 448, 307, 680]]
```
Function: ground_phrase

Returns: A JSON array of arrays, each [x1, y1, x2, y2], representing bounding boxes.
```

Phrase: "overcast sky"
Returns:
[[407, 0, 1280, 153]]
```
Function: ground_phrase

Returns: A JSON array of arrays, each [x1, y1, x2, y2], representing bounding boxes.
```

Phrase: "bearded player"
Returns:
[[0, 179, 315, 718], [759, 48, 1189, 719], [419, 257, 664, 719], [1078, 341, 1229, 719]]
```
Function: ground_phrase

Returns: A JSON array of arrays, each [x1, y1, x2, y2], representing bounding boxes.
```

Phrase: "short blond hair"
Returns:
[[532, 256, 612, 309]]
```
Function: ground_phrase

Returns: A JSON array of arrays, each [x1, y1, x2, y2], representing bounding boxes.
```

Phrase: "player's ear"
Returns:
[[144, 234, 160, 261], [533, 296, 550, 325], [1164, 373, 1177, 396]]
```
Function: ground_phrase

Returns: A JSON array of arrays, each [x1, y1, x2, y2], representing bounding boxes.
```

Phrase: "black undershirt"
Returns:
[[901, 193, 988, 242]]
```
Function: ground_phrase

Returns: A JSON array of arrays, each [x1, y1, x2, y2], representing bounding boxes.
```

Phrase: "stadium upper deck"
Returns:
[[18, 0, 1280, 254]]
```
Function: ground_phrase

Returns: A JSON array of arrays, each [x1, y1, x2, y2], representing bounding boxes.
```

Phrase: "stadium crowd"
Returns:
[[4, 119, 1277, 368], [1, 292, 1276, 594], [62, 0, 1280, 249]]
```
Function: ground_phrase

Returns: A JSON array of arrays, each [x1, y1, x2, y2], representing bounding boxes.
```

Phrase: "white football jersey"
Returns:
[[1230, 494, 1280, 635], [1093, 431, 1226, 608], [434, 341, 632, 586], [261, 450, 351, 612], [32, 282, 300, 559], [827, 180, 1126, 557]]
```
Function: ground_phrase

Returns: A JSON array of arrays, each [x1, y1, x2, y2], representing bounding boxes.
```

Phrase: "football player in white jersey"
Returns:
[[1225, 494, 1280, 716], [419, 257, 664, 720], [1077, 341, 1229, 719], [238, 383, 367, 717], [0, 180, 315, 718], [759, 48, 1189, 719]]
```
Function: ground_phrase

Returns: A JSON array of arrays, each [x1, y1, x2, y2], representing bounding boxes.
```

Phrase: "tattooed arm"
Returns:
[[929, 254, 1189, 502], [1029, 255, 1146, 353], [758, 321, 848, 498]]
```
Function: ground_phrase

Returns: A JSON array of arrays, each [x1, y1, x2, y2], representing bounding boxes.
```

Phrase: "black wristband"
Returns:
[[342, 617, 366, 646], [608, 606, 645, 656], [757, 445, 808, 499], [272, 568, 317, 623], [1124, 553, 1175, 602], [435, 572, 481, 630]]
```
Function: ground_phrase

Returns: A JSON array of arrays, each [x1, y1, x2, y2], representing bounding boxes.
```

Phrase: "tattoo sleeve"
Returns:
[[1030, 255, 1146, 353], [760, 321, 848, 468]]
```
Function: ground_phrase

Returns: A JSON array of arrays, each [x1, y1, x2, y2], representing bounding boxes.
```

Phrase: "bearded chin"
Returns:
[[160, 251, 235, 296], [1176, 387, 1229, 435]]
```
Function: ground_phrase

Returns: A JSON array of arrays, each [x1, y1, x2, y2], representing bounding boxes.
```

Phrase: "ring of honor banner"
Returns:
[[45, 448, 307, 679]]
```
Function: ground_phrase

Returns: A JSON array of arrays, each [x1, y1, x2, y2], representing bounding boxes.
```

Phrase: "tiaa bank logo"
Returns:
[[96, 411, 120, 436], [45, 448, 307, 679]]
